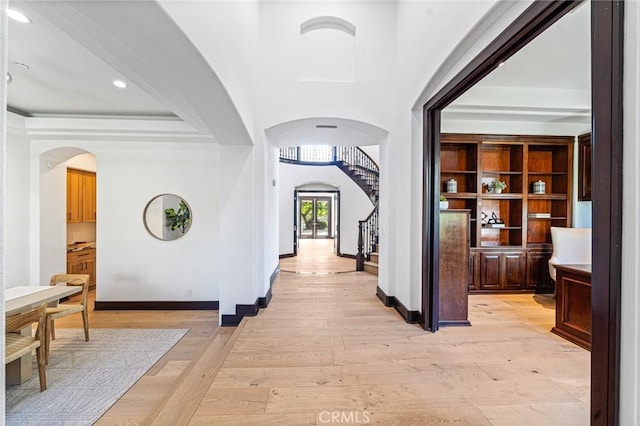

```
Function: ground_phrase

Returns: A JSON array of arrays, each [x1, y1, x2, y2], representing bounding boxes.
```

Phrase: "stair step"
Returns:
[[369, 252, 379, 263], [364, 261, 378, 276]]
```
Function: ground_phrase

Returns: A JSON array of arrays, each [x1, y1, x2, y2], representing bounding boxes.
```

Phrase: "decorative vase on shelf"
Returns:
[[440, 201, 449, 210], [446, 179, 458, 193], [494, 188, 502, 194]]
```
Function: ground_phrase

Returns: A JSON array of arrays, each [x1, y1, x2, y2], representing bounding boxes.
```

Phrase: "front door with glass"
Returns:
[[299, 197, 332, 239]]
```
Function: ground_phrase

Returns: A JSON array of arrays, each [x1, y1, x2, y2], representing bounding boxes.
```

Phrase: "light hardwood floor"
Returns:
[[54, 241, 590, 425], [280, 239, 355, 274]]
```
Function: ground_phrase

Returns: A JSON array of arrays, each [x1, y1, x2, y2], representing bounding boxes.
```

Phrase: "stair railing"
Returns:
[[335, 147, 379, 203], [356, 203, 379, 271], [279, 145, 379, 202]]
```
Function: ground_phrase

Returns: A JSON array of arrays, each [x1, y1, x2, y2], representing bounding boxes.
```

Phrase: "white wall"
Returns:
[[279, 162, 374, 256], [160, 1, 259, 141], [258, 1, 396, 131], [218, 145, 257, 317], [39, 161, 67, 286], [264, 142, 280, 279], [5, 115, 30, 287], [358, 145, 379, 165], [621, 0, 640, 422], [377, 0, 506, 311], [396, 0, 530, 309], [32, 138, 220, 303]]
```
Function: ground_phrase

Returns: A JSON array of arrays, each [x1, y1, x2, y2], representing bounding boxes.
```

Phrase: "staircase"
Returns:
[[334, 146, 379, 203], [363, 244, 379, 275], [278, 145, 380, 274], [356, 204, 379, 275]]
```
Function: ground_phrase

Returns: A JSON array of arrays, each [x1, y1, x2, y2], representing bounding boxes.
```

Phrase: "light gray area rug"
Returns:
[[6, 328, 188, 426]]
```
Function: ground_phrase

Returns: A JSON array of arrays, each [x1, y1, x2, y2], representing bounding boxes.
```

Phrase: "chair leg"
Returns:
[[45, 316, 52, 365], [82, 309, 89, 341], [50, 320, 56, 341], [35, 344, 47, 391]]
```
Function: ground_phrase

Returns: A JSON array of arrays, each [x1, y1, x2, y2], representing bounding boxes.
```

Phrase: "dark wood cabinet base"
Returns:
[[550, 264, 591, 350], [469, 246, 554, 294]]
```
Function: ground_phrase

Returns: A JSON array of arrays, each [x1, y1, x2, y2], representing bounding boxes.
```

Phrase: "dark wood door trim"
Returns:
[[422, 1, 623, 424], [590, 1, 623, 424], [293, 190, 341, 253]]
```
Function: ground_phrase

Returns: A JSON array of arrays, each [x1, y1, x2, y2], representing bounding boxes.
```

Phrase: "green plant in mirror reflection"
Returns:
[[164, 200, 191, 233]]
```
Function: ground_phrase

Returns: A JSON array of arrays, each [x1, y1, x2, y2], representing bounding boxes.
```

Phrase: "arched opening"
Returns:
[[38, 148, 97, 289], [299, 16, 357, 82]]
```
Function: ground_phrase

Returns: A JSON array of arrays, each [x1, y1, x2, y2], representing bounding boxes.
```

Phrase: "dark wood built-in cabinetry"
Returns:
[[551, 264, 591, 350], [577, 133, 592, 201], [438, 210, 470, 326], [440, 134, 573, 293]]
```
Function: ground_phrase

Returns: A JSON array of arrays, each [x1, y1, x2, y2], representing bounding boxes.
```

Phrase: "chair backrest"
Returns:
[[50, 274, 90, 307], [548, 227, 592, 280], [6, 304, 47, 338]]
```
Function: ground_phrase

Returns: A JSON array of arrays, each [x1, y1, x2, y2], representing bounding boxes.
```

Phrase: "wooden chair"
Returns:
[[45, 274, 90, 364], [6, 304, 48, 391]]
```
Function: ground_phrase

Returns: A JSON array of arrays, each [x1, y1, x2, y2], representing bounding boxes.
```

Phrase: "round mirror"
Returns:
[[143, 194, 192, 241]]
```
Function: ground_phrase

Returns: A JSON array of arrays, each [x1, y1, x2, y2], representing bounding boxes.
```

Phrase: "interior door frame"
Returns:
[[293, 190, 341, 255], [421, 1, 622, 424]]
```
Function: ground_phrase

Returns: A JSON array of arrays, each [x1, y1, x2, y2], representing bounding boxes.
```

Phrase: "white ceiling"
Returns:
[[7, 1, 175, 117], [479, 1, 590, 91]]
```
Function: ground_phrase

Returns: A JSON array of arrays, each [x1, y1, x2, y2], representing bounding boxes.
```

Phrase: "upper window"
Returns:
[[299, 16, 356, 83]]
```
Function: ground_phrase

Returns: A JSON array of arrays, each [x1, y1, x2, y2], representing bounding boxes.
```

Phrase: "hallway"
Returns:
[[280, 239, 355, 274], [92, 253, 590, 424], [189, 268, 589, 424]]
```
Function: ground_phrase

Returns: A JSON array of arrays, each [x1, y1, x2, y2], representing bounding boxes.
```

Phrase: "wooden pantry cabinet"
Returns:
[[440, 134, 573, 293], [67, 248, 96, 289], [67, 169, 96, 223]]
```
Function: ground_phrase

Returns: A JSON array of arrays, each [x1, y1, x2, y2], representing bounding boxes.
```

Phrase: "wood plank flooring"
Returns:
[[53, 241, 590, 425], [280, 239, 355, 273]]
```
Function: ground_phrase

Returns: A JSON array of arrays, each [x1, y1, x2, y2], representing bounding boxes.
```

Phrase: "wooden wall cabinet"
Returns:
[[468, 250, 479, 292], [67, 169, 96, 223], [441, 134, 573, 294], [67, 248, 96, 288], [577, 133, 592, 201], [526, 248, 552, 290], [475, 249, 526, 291]]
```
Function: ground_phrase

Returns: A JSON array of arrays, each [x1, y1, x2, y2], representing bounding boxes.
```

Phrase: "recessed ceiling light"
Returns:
[[7, 9, 32, 24], [112, 80, 127, 89], [6, 72, 12, 85]]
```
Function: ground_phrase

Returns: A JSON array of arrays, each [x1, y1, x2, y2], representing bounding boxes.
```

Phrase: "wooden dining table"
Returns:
[[5, 285, 82, 384]]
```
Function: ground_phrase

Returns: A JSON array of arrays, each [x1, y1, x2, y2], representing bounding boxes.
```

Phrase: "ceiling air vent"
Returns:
[[316, 125, 338, 129]]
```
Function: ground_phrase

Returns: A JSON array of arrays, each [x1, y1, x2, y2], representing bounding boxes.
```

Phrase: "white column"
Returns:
[[218, 145, 257, 323]]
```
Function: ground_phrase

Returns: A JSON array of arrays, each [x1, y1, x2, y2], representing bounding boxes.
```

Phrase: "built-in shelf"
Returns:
[[440, 133, 573, 293], [442, 170, 477, 174]]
